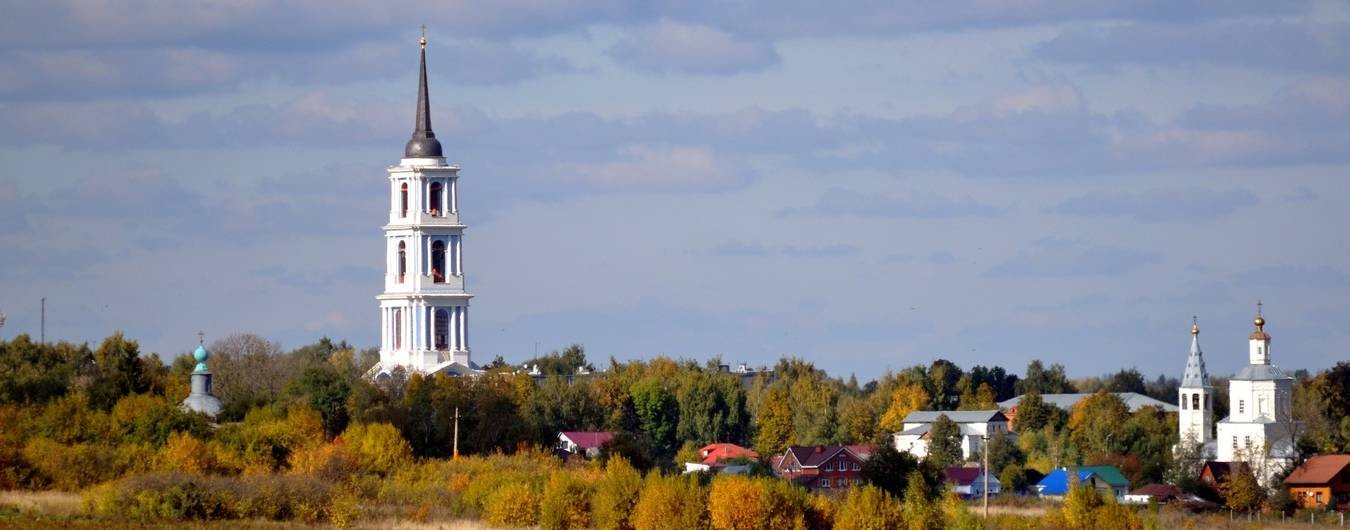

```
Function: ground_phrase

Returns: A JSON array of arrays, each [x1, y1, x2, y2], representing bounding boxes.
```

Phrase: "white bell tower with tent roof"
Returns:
[[1177, 317, 1214, 454], [371, 29, 476, 379]]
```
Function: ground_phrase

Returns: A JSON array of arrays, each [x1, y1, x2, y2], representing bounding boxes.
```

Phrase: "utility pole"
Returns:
[[453, 406, 460, 461], [40, 297, 45, 344], [983, 433, 990, 518]]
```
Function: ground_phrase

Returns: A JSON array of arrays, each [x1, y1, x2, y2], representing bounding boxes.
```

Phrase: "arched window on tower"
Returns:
[[398, 241, 407, 283], [400, 183, 409, 217], [429, 182, 443, 216], [1181, 394, 1187, 410], [434, 309, 449, 350], [1192, 394, 1199, 410], [393, 308, 403, 350], [431, 240, 446, 283]]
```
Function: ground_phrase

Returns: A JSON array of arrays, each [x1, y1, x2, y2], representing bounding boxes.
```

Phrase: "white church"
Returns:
[[368, 33, 479, 379], [1178, 304, 1298, 486]]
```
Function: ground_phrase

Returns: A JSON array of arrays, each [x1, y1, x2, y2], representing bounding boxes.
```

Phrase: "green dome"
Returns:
[[193, 344, 209, 373]]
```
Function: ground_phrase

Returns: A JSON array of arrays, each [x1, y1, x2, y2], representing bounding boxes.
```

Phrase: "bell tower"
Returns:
[[372, 30, 475, 378], [1177, 317, 1213, 448]]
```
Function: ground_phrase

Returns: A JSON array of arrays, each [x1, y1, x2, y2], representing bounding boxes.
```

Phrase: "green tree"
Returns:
[[927, 414, 963, 468], [631, 379, 679, 458], [0, 335, 90, 405], [523, 344, 594, 376], [1105, 368, 1146, 394], [1017, 360, 1076, 395], [926, 359, 964, 410], [1012, 391, 1066, 432], [985, 432, 1024, 474], [861, 443, 922, 497], [836, 396, 878, 444], [88, 332, 152, 410], [1068, 391, 1130, 458], [999, 463, 1028, 494], [288, 362, 351, 437]]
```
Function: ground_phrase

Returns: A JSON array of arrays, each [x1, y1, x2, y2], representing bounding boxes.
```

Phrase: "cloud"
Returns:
[[987, 237, 1161, 277], [1281, 187, 1318, 203], [810, 187, 1006, 218], [704, 242, 860, 258], [1232, 265, 1350, 290], [1033, 21, 1350, 74], [0, 181, 28, 234], [249, 264, 381, 290], [607, 20, 779, 75], [35, 168, 206, 221], [555, 144, 755, 193], [1045, 188, 1259, 222]]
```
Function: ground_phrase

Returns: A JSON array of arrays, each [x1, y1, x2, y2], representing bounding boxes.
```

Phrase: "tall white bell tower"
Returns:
[[373, 31, 475, 378], [1177, 317, 1213, 451]]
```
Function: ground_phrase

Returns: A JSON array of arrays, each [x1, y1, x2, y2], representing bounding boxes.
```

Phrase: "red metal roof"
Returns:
[[1285, 455, 1350, 486], [699, 443, 758, 465], [944, 466, 987, 486], [560, 431, 614, 449]]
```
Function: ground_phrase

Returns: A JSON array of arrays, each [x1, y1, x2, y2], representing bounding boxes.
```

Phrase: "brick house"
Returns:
[[774, 445, 873, 492]]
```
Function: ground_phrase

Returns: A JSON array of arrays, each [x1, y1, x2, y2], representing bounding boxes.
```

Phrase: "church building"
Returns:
[[369, 32, 478, 379], [1180, 305, 1299, 486]]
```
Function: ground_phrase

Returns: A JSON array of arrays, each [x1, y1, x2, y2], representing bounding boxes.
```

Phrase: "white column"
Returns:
[[462, 306, 468, 352], [455, 235, 463, 275], [450, 180, 457, 214]]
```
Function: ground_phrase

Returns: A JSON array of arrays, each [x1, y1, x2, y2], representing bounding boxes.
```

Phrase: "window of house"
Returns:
[[820, 478, 831, 488], [1181, 394, 1187, 410], [1238, 400, 1244, 414], [824, 462, 833, 471], [1232, 436, 1238, 449], [852, 462, 861, 471], [1244, 435, 1251, 449]]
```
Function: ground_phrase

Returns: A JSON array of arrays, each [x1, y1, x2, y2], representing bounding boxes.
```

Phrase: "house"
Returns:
[[1124, 484, 1182, 504], [774, 445, 873, 492], [893, 410, 1012, 461], [1199, 461, 1247, 486], [999, 392, 1178, 431], [944, 466, 1000, 497], [556, 431, 614, 458], [683, 443, 759, 474], [1283, 455, 1350, 510], [1035, 466, 1130, 499]]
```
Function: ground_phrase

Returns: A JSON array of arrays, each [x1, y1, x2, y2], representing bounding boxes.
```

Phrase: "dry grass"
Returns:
[[0, 490, 82, 517], [353, 519, 496, 530]]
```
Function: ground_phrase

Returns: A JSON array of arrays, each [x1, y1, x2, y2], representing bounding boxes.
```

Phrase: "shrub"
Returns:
[[541, 470, 594, 530], [592, 456, 642, 530], [630, 473, 708, 530], [341, 422, 412, 476], [85, 472, 337, 523], [1063, 482, 1105, 528], [161, 431, 215, 475], [835, 484, 903, 530], [289, 441, 359, 481], [483, 481, 541, 527], [22, 438, 125, 490]]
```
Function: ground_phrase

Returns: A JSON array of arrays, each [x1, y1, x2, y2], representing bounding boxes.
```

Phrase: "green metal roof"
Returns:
[[1079, 465, 1130, 488]]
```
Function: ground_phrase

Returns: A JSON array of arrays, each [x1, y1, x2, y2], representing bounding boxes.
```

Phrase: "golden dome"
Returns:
[[1254, 315, 1265, 329], [1191, 323, 1199, 335]]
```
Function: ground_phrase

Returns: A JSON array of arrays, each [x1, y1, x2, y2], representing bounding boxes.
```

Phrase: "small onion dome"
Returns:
[[193, 344, 210, 373], [1191, 322, 1199, 335], [1254, 315, 1265, 329]]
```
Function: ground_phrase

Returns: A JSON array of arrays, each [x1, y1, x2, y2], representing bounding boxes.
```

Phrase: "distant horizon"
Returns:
[[3, 2, 1348, 382]]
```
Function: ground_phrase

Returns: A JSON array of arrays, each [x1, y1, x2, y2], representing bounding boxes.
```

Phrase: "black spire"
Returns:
[[404, 28, 443, 158]]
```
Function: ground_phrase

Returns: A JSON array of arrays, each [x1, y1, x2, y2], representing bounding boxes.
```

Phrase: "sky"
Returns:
[[1, 1, 1348, 382]]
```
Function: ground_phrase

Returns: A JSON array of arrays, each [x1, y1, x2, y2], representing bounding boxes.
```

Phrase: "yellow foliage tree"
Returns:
[[592, 456, 642, 530], [879, 384, 930, 433], [483, 481, 541, 528], [340, 422, 411, 476], [631, 473, 708, 530], [834, 484, 903, 530], [540, 470, 593, 530], [708, 474, 810, 530], [162, 431, 213, 475]]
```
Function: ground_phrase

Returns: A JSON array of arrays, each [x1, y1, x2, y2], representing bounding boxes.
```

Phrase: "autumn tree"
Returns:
[[754, 386, 793, 456], [836, 396, 878, 444], [878, 383, 930, 433], [631, 473, 708, 530], [592, 457, 642, 530], [1219, 464, 1264, 512], [1068, 391, 1130, 458], [834, 484, 904, 530], [540, 471, 593, 530]]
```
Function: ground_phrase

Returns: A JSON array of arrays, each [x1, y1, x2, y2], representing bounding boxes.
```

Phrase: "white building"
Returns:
[[370, 34, 477, 379], [1214, 305, 1299, 486], [1178, 318, 1215, 453], [893, 410, 1012, 461]]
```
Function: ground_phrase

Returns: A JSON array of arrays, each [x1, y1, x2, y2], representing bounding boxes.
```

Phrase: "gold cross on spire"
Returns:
[[1256, 299, 1263, 316], [197, 331, 205, 345], [419, 25, 426, 49]]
